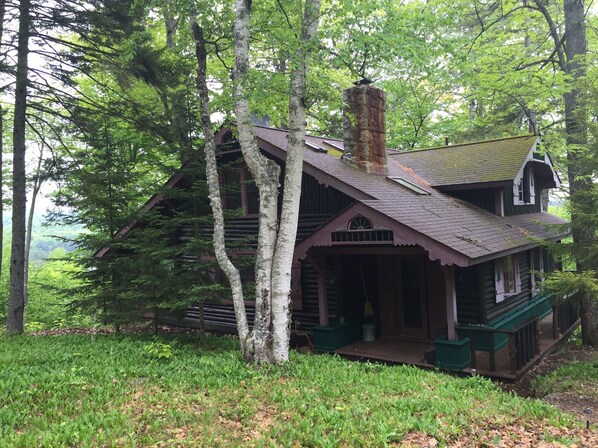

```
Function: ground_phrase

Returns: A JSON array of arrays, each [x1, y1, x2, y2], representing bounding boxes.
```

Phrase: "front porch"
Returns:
[[327, 304, 579, 381]]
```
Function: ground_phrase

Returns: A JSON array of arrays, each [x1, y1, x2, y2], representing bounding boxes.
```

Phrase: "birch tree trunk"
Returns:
[[191, 0, 320, 362], [233, 0, 282, 363], [271, 0, 321, 362], [191, 18, 251, 358], [7, 0, 31, 334]]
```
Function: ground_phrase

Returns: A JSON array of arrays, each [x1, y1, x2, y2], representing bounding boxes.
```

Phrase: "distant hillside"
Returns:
[[2, 213, 83, 264]]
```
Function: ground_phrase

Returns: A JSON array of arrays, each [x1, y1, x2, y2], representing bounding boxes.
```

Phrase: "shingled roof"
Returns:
[[390, 135, 538, 188], [252, 127, 567, 267]]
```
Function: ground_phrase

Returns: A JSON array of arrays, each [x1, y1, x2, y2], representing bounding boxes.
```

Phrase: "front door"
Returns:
[[378, 255, 428, 339], [398, 257, 428, 338]]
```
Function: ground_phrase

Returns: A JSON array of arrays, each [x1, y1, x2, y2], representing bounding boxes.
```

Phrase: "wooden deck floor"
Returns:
[[334, 314, 573, 381]]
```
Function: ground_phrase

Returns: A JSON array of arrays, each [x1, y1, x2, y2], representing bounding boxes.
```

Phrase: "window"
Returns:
[[513, 165, 535, 205], [348, 215, 373, 230], [530, 248, 544, 292], [387, 176, 431, 195], [221, 165, 259, 215], [495, 255, 521, 303], [504, 256, 516, 293]]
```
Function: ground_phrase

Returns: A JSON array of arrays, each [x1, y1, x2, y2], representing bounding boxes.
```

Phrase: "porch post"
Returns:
[[441, 264, 458, 341], [308, 255, 329, 326]]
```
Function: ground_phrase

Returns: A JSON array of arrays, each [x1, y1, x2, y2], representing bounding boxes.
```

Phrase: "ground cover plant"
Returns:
[[533, 357, 598, 400], [0, 333, 595, 447]]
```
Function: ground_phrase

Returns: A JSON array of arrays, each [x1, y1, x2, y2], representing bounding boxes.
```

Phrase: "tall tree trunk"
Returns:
[[165, 0, 193, 163], [530, 0, 595, 346], [523, 0, 537, 134], [193, 0, 320, 363], [270, 0, 321, 362], [191, 18, 251, 357], [233, 0, 282, 363], [24, 148, 44, 307], [0, 0, 7, 306], [0, 105, 4, 288], [7, 0, 31, 334], [562, 0, 596, 346]]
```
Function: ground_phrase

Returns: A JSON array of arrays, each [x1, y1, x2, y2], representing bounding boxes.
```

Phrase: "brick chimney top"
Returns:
[[342, 84, 387, 175]]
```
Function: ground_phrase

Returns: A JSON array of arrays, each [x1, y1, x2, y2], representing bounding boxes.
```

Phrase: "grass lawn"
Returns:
[[0, 333, 593, 447]]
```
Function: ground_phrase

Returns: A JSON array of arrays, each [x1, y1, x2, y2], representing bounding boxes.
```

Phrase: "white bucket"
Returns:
[[362, 324, 375, 342]]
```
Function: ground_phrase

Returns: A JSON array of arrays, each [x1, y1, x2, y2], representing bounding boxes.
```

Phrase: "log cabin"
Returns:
[[98, 84, 577, 379]]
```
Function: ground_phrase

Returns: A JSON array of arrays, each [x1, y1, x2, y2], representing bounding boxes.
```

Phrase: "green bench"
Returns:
[[457, 293, 553, 352]]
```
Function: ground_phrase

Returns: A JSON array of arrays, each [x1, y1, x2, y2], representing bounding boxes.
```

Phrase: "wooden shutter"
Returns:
[[495, 259, 505, 303]]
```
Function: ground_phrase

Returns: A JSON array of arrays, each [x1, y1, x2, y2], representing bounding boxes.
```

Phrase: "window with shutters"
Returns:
[[495, 255, 521, 303]]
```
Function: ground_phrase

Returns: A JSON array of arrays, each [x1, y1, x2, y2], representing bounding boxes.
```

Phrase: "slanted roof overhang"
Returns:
[[436, 180, 513, 192], [93, 163, 190, 258], [293, 203, 570, 268], [255, 138, 374, 201], [293, 202, 472, 267]]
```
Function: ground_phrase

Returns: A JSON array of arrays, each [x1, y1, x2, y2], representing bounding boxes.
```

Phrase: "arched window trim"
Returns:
[[347, 215, 374, 231]]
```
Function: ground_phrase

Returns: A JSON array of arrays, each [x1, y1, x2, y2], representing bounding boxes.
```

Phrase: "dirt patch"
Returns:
[[501, 342, 598, 428], [543, 393, 598, 427], [30, 324, 206, 337], [449, 422, 598, 447]]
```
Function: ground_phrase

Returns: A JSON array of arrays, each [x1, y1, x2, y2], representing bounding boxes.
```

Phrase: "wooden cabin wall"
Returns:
[[455, 265, 485, 324], [456, 254, 533, 324], [446, 188, 495, 213], [299, 172, 354, 215], [485, 253, 532, 322], [177, 169, 351, 334], [184, 259, 337, 333], [296, 259, 338, 329], [426, 260, 448, 339]]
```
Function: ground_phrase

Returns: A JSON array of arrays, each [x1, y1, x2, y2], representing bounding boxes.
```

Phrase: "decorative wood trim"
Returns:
[[293, 202, 470, 267]]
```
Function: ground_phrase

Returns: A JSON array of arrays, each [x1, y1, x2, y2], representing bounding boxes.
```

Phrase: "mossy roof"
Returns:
[[390, 135, 537, 187], [252, 127, 567, 266]]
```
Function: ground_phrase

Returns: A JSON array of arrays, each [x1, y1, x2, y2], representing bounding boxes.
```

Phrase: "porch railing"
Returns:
[[552, 300, 580, 339], [467, 318, 540, 375]]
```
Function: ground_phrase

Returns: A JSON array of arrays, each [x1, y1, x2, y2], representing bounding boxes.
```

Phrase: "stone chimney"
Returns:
[[342, 84, 387, 175]]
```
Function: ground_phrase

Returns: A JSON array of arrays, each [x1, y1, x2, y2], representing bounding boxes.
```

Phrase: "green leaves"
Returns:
[[0, 333, 577, 446]]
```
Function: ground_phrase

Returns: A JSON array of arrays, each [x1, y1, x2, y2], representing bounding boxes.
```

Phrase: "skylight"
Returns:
[[305, 140, 327, 153], [323, 140, 344, 152], [387, 177, 431, 195]]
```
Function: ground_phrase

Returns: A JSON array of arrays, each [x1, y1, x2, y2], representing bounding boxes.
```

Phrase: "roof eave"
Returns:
[[436, 180, 512, 191], [467, 232, 569, 266]]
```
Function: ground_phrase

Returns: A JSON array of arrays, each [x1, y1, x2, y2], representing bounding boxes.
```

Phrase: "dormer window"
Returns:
[[514, 165, 535, 205]]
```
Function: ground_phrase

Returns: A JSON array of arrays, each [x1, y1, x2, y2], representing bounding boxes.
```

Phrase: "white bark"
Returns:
[[271, 0, 321, 362], [191, 18, 251, 356], [233, 0, 281, 363], [193, 0, 321, 363]]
